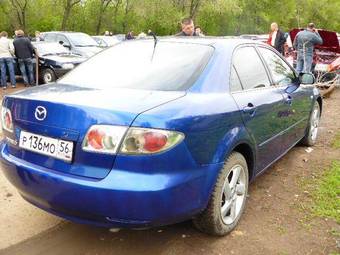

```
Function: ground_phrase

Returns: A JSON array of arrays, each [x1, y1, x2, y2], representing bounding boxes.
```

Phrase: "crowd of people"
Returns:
[[267, 22, 323, 74], [0, 18, 324, 90], [0, 29, 36, 90]]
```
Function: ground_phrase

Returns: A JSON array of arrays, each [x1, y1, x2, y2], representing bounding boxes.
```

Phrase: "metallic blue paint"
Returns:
[[0, 38, 321, 228]]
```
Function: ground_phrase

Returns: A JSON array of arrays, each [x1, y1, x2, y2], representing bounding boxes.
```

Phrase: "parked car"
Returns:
[[93, 35, 122, 48], [6, 40, 85, 84], [0, 38, 321, 236], [288, 29, 340, 78], [33, 42, 86, 83], [42, 31, 102, 58]]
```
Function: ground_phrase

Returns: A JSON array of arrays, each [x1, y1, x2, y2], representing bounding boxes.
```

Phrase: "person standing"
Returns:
[[32, 31, 44, 42], [125, 31, 135, 40], [0, 31, 16, 89], [267, 22, 286, 55], [175, 18, 198, 36], [195, 26, 205, 37], [13, 30, 35, 86], [293, 23, 323, 74]]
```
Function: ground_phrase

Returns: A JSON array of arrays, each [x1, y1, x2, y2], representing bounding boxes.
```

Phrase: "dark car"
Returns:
[[11, 42, 86, 84], [33, 42, 86, 83], [42, 32, 102, 58], [1, 38, 321, 236]]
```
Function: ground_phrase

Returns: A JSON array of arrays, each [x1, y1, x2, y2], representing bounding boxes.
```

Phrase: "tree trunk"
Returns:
[[112, 0, 122, 33], [95, 0, 113, 35], [61, 7, 70, 30], [189, 0, 201, 20], [122, 0, 131, 32], [61, 0, 81, 30], [10, 0, 28, 31]]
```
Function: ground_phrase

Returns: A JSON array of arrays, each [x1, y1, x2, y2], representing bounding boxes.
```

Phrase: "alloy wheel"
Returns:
[[310, 105, 320, 142], [220, 164, 247, 225]]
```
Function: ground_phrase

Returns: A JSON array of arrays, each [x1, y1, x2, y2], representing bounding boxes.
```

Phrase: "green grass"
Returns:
[[310, 161, 340, 223], [331, 132, 340, 149]]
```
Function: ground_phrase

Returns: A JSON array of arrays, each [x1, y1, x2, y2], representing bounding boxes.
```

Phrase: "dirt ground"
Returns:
[[0, 86, 339, 255]]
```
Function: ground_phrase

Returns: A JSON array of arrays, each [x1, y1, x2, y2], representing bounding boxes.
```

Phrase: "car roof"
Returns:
[[32, 41, 60, 45], [43, 31, 88, 35], [134, 36, 267, 49]]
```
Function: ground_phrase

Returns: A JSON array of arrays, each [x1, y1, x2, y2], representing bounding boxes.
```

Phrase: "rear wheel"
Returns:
[[193, 152, 249, 236], [301, 102, 321, 146], [41, 68, 56, 84]]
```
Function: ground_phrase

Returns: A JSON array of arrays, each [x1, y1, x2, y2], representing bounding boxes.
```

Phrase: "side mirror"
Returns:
[[299, 73, 315, 84], [59, 41, 64, 45]]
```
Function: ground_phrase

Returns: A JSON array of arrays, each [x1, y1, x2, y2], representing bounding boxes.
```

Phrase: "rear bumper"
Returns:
[[0, 141, 221, 228]]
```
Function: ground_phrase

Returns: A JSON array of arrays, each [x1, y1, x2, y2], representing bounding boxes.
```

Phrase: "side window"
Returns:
[[233, 46, 270, 90], [56, 35, 70, 47], [230, 66, 243, 92], [44, 33, 57, 42], [258, 47, 296, 86]]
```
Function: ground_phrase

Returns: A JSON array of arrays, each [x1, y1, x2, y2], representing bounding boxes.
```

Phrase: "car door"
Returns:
[[231, 46, 288, 172], [256, 46, 313, 149]]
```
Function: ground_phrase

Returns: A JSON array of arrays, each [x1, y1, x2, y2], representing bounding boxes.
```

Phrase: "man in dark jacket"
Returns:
[[267, 22, 286, 55], [175, 18, 198, 36], [13, 30, 35, 86], [293, 23, 323, 74]]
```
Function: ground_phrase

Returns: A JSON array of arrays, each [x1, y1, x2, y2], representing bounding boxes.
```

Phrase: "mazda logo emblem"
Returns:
[[35, 106, 47, 121]]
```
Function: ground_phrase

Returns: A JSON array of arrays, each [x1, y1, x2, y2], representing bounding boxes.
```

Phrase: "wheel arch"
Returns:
[[316, 96, 322, 114], [232, 142, 255, 181], [40, 67, 56, 83]]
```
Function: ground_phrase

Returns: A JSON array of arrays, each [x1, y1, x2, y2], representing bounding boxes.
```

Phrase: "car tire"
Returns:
[[41, 68, 56, 84], [193, 152, 249, 236], [301, 102, 321, 146]]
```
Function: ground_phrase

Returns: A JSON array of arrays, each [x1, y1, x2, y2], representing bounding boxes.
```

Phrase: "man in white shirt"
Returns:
[[0, 31, 16, 89]]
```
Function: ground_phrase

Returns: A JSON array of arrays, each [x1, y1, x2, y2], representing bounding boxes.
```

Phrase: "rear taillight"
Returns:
[[120, 128, 184, 154], [1, 106, 13, 133], [82, 125, 128, 154], [82, 126, 184, 155]]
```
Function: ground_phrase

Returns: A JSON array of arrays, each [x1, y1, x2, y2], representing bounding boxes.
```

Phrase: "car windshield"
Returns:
[[101, 37, 120, 46], [58, 41, 214, 91], [69, 33, 99, 47], [34, 43, 69, 56]]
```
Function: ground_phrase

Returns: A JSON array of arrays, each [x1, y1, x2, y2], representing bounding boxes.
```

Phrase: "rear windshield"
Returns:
[[58, 41, 214, 91]]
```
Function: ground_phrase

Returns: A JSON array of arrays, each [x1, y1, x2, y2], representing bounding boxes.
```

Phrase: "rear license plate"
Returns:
[[19, 130, 73, 162]]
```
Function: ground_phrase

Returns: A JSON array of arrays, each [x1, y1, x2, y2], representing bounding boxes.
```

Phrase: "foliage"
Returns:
[[0, 0, 339, 36]]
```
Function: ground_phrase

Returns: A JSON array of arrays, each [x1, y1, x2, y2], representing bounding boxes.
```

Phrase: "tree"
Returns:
[[61, 0, 81, 30], [95, 0, 114, 34], [1, 0, 339, 37], [122, 0, 134, 32], [9, 0, 29, 30], [189, 0, 202, 19]]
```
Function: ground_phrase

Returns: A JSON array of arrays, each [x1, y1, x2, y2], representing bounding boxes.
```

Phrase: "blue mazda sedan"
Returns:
[[0, 38, 322, 236]]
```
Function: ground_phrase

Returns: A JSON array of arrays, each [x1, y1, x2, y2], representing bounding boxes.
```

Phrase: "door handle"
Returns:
[[243, 103, 256, 116]]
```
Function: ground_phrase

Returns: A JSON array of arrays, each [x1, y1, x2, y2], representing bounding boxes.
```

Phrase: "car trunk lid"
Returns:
[[3, 84, 185, 179], [290, 28, 340, 53]]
